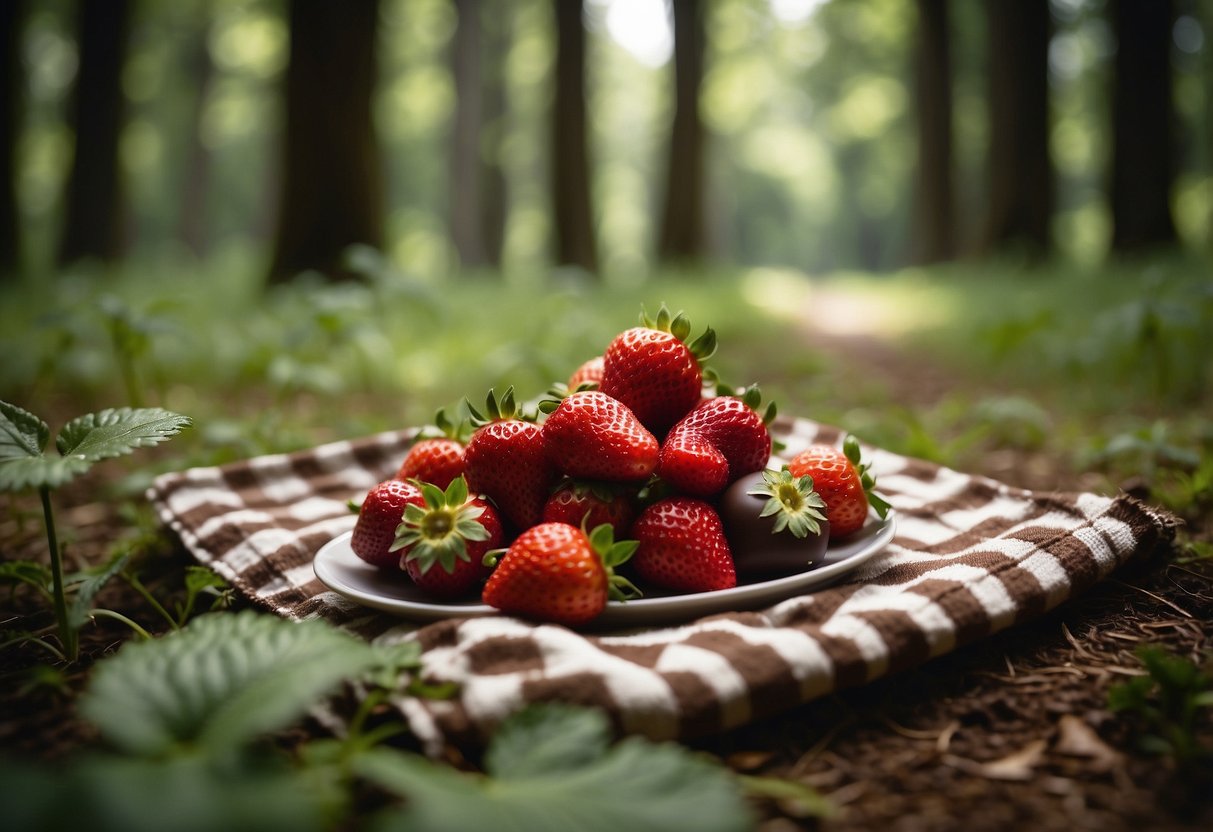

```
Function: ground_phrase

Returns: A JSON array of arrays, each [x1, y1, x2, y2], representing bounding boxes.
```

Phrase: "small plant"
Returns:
[[0, 611, 759, 832], [1108, 646, 1213, 767], [0, 400, 191, 662]]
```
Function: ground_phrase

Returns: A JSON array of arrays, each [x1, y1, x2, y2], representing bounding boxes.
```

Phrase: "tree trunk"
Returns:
[[550, 0, 597, 274], [449, 0, 506, 270], [911, 0, 955, 264], [1109, 0, 1177, 252], [267, 0, 384, 284], [57, 0, 131, 267], [657, 0, 707, 265], [981, 0, 1052, 257], [0, 0, 23, 277], [177, 10, 215, 258]]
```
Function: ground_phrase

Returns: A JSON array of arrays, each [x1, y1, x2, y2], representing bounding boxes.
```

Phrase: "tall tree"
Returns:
[[910, 0, 955, 264], [268, 0, 384, 284], [449, 0, 507, 270], [1, 0, 23, 277], [657, 0, 707, 264], [550, 0, 597, 274], [1109, 0, 1177, 252], [177, 7, 216, 258], [57, 0, 132, 266], [980, 0, 1052, 256]]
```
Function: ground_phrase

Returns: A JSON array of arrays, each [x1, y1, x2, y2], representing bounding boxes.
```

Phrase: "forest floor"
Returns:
[[1, 309, 1211, 831]]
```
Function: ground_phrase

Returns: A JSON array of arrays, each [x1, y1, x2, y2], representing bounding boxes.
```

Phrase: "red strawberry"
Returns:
[[657, 385, 773, 497], [392, 476, 503, 599], [463, 387, 556, 531], [540, 390, 659, 482], [598, 305, 716, 438], [542, 480, 637, 536], [568, 356, 604, 390], [351, 479, 424, 568], [786, 435, 891, 538], [481, 522, 640, 626], [630, 498, 736, 592], [394, 407, 470, 489]]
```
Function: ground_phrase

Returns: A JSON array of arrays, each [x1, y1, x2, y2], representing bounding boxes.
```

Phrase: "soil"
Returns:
[[1, 328, 1210, 831]]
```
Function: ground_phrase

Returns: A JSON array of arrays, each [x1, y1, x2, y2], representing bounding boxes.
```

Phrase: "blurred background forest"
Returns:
[[0, 0, 1210, 468]]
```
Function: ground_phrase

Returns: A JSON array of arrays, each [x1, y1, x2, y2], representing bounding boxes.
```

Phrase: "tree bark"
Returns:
[[657, 0, 707, 265], [177, 9, 215, 258], [0, 0, 23, 277], [267, 0, 384, 284], [449, 0, 506, 270], [910, 0, 955, 264], [981, 0, 1052, 257], [1109, 0, 1177, 252], [550, 0, 597, 274], [57, 0, 131, 267]]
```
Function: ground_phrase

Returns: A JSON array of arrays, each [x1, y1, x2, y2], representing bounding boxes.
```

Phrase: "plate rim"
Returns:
[[313, 510, 897, 626]]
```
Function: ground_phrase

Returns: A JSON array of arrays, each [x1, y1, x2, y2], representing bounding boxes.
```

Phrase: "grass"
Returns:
[[1, 248, 1210, 507]]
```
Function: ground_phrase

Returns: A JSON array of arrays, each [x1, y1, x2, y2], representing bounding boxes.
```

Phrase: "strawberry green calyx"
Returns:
[[640, 303, 717, 362], [716, 381, 778, 426], [843, 434, 893, 520], [748, 468, 828, 538], [465, 386, 536, 426], [391, 476, 491, 575], [587, 523, 642, 601], [416, 405, 473, 443]]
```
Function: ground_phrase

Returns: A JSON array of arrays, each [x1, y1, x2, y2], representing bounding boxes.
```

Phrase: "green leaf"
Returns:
[[358, 705, 754, 832], [0, 401, 49, 460], [56, 407, 192, 462], [0, 753, 338, 832], [0, 559, 52, 594], [67, 549, 135, 630], [79, 611, 381, 756]]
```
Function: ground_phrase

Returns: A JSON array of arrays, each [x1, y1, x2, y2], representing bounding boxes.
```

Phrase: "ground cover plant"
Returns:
[[1, 252, 1210, 830]]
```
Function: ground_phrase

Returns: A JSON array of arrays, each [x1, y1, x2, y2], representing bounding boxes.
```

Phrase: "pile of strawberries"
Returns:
[[349, 306, 889, 627]]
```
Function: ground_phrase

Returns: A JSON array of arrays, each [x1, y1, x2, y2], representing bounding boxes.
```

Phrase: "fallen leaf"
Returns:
[[1054, 714, 1122, 772], [978, 739, 1048, 781]]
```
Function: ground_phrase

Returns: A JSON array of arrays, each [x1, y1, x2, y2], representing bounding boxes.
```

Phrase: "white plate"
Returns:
[[313, 510, 896, 629]]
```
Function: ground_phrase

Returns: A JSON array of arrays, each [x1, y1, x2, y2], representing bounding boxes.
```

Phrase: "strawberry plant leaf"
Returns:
[[55, 407, 192, 462], [0, 400, 49, 459], [358, 704, 754, 832], [79, 611, 382, 756]]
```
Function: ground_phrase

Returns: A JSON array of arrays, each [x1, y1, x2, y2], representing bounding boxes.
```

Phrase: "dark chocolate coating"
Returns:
[[719, 471, 830, 579]]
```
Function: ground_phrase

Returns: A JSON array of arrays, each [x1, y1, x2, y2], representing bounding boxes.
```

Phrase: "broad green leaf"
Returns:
[[80, 611, 381, 755], [359, 706, 754, 832], [56, 407, 192, 462], [0, 753, 337, 832], [483, 704, 610, 778], [0, 453, 91, 491], [0, 401, 49, 460]]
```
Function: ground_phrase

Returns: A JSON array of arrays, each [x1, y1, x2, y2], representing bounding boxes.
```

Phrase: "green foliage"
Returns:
[[356, 704, 756, 832], [1108, 646, 1213, 766], [80, 610, 384, 756]]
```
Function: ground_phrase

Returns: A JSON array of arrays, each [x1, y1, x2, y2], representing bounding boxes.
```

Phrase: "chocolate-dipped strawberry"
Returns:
[[719, 468, 829, 578]]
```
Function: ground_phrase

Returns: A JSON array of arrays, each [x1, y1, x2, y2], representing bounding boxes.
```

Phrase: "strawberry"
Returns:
[[463, 387, 556, 532], [540, 390, 659, 482], [394, 407, 470, 489], [786, 434, 892, 538], [481, 522, 640, 626], [391, 476, 503, 599], [598, 305, 716, 438], [542, 479, 637, 536], [567, 355, 604, 390], [351, 479, 424, 569], [719, 468, 830, 577], [630, 498, 736, 593], [657, 385, 774, 497]]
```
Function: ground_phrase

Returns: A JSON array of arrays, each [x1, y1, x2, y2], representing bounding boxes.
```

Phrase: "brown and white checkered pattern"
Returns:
[[147, 418, 1177, 752]]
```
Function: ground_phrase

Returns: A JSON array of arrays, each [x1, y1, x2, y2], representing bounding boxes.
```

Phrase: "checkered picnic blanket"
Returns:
[[147, 418, 1177, 752]]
